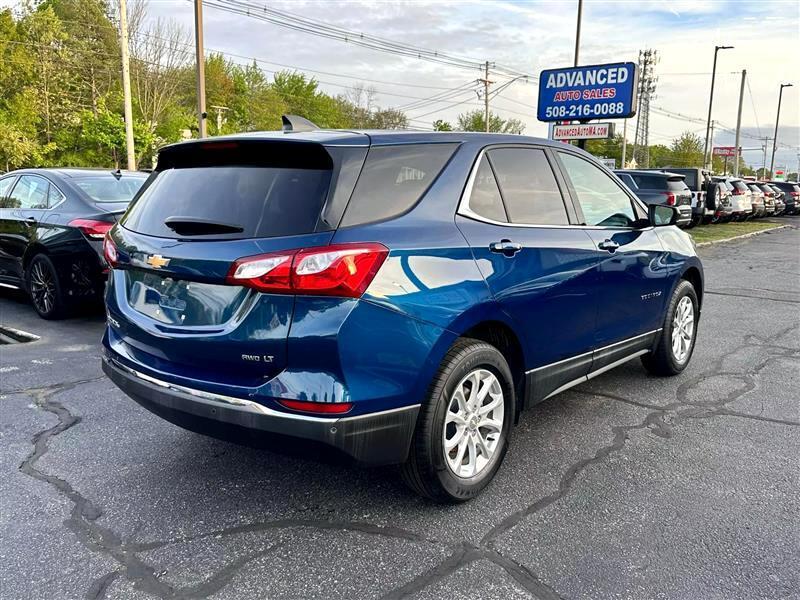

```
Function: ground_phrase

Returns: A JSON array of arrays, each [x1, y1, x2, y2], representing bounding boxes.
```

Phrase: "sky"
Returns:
[[12, 0, 800, 169]]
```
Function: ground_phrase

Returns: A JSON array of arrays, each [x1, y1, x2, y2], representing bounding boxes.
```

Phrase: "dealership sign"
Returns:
[[552, 122, 615, 140], [712, 146, 739, 157], [538, 62, 638, 122]]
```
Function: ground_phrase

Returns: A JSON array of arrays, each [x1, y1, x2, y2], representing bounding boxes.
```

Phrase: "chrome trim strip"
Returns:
[[542, 375, 587, 401], [0, 282, 22, 290], [526, 329, 661, 374], [586, 349, 649, 380], [107, 356, 419, 423]]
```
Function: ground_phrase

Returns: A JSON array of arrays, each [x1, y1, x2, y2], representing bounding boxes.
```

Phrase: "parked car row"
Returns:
[[612, 167, 799, 226], [0, 168, 148, 318]]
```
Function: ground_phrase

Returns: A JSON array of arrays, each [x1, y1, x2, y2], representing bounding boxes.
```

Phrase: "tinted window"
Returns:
[[630, 175, 670, 190], [123, 166, 332, 239], [341, 143, 457, 227], [0, 176, 15, 207], [47, 184, 63, 207], [74, 176, 147, 203], [559, 152, 636, 227], [732, 180, 750, 193], [7, 175, 50, 209], [683, 171, 698, 188], [488, 148, 567, 225], [468, 155, 507, 222]]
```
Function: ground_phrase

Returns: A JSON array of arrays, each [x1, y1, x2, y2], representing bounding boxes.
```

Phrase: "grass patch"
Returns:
[[689, 220, 785, 244]]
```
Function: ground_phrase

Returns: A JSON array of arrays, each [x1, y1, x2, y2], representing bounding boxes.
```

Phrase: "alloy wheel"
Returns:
[[29, 261, 56, 315], [443, 368, 505, 478], [671, 296, 695, 363]]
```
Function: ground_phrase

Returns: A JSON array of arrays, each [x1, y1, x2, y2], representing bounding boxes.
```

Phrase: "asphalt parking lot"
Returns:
[[1, 223, 798, 600]]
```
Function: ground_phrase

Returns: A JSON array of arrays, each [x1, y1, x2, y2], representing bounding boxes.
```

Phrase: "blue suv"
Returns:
[[102, 126, 703, 502]]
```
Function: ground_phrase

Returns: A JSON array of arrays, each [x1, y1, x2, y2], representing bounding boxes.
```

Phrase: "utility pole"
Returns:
[[621, 118, 627, 167], [633, 49, 658, 167], [118, 0, 135, 170], [761, 137, 771, 179], [702, 45, 733, 170], [211, 105, 229, 135], [733, 69, 746, 177], [479, 61, 493, 133], [770, 83, 793, 175], [709, 119, 715, 170], [193, 0, 208, 138], [574, 0, 583, 67]]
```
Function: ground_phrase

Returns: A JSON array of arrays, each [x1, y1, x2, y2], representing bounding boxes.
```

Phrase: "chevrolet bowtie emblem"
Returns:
[[146, 254, 170, 269]]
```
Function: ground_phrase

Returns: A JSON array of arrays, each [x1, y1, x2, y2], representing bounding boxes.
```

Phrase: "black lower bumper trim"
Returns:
[[102, 357, 419, 466]]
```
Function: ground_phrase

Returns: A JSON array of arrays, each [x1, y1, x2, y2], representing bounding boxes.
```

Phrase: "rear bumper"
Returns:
[[102, 355, 419, 466]]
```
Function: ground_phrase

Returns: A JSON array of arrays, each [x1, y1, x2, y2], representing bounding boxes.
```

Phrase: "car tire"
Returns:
[[642, 279, 699, 376], [401, 338, 514, 503], [26, 254, 68, 320]]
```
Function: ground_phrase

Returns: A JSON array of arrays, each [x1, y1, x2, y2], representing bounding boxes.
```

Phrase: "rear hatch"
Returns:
[[105, 138, 366, 387]]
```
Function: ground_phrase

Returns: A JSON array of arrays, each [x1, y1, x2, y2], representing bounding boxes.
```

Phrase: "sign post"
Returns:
[[538, 62, 637, 147]]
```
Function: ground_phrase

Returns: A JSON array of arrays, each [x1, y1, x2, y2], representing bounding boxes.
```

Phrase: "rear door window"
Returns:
[[558, 152, 636, 227], [123, 165, 332, 239], [340, 143, 457, 227], [467, 155, 507, 222], [7, 175, 50, 209], [0, 176, 16, 207], [487, 148, 568, 225]]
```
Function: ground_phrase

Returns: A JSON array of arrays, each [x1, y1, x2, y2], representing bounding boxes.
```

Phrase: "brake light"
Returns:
[[791, 191, 799, 198], [227, 243, 388, 298], [662, 192, 676, 206], [731, 188, 744, 195], [277, 399, 354, 414], [103, 235, 118, 267], [69, 218, 113, 239]]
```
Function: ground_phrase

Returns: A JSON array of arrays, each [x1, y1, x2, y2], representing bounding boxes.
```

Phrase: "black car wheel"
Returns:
[[642, 279, 698, 376], [401, 338, 514, 503], [26, 254, 67, 319]]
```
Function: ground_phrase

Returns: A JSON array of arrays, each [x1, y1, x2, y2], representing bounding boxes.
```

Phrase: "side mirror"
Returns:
[[648, 204, 679, 227]]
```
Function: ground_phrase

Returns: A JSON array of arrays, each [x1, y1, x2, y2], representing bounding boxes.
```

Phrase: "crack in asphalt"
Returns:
[[14, 316, 798, 599], [17, 379, 449, 600], [704, 289, 800, 304]]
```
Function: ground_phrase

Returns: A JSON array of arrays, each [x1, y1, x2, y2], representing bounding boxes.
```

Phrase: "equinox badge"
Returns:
[[146, 254, 170, 269]]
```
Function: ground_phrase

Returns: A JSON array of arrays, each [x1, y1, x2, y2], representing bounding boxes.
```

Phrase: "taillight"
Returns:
[[103, 235, 118, 267], [277, 399, 354, 414], [663, 192, 676, 206], [732, 188, 743, 195], [226, 243, 389, 298], [791, 191, 799, 198], [69, 218, 113, 240]]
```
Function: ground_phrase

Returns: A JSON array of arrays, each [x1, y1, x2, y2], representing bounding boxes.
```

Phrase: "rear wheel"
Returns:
[[401, 338, 514, 503], [26, 254, 68, 320], [642, 279, 698, 376]]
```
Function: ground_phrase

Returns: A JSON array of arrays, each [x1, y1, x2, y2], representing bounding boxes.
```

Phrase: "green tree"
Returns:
[[456, 110, 524, 134], [669, 131, 704, 168], [432, 119, 453, 131]]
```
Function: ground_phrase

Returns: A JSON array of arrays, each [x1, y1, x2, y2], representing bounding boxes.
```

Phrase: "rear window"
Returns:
[[732, 180, 750, 193], [122, 166, 332, 239], [682, 171, 698, 188], [630, 175, 671, 190], [340, 143, 457, 227], [74, 175, 147, 203]]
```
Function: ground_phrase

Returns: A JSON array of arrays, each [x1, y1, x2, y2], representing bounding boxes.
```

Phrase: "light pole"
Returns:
[[702, 45, 733, 169], [769, 83, 793, 176]]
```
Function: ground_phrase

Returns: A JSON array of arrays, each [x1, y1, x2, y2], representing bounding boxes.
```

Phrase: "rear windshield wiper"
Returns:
[[164, 217, 244, 236]]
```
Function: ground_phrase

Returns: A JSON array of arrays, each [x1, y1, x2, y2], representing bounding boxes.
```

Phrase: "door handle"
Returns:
[[489, 239, 522, 257], [598, 239, 619, 252], [23, 217, 37, 227]]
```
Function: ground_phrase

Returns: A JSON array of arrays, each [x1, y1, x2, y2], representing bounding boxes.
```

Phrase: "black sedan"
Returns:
[[0, 168, 147, 319]]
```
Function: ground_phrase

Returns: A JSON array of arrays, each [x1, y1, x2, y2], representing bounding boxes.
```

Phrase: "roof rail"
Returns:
[[282, 115, 320, 133]]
